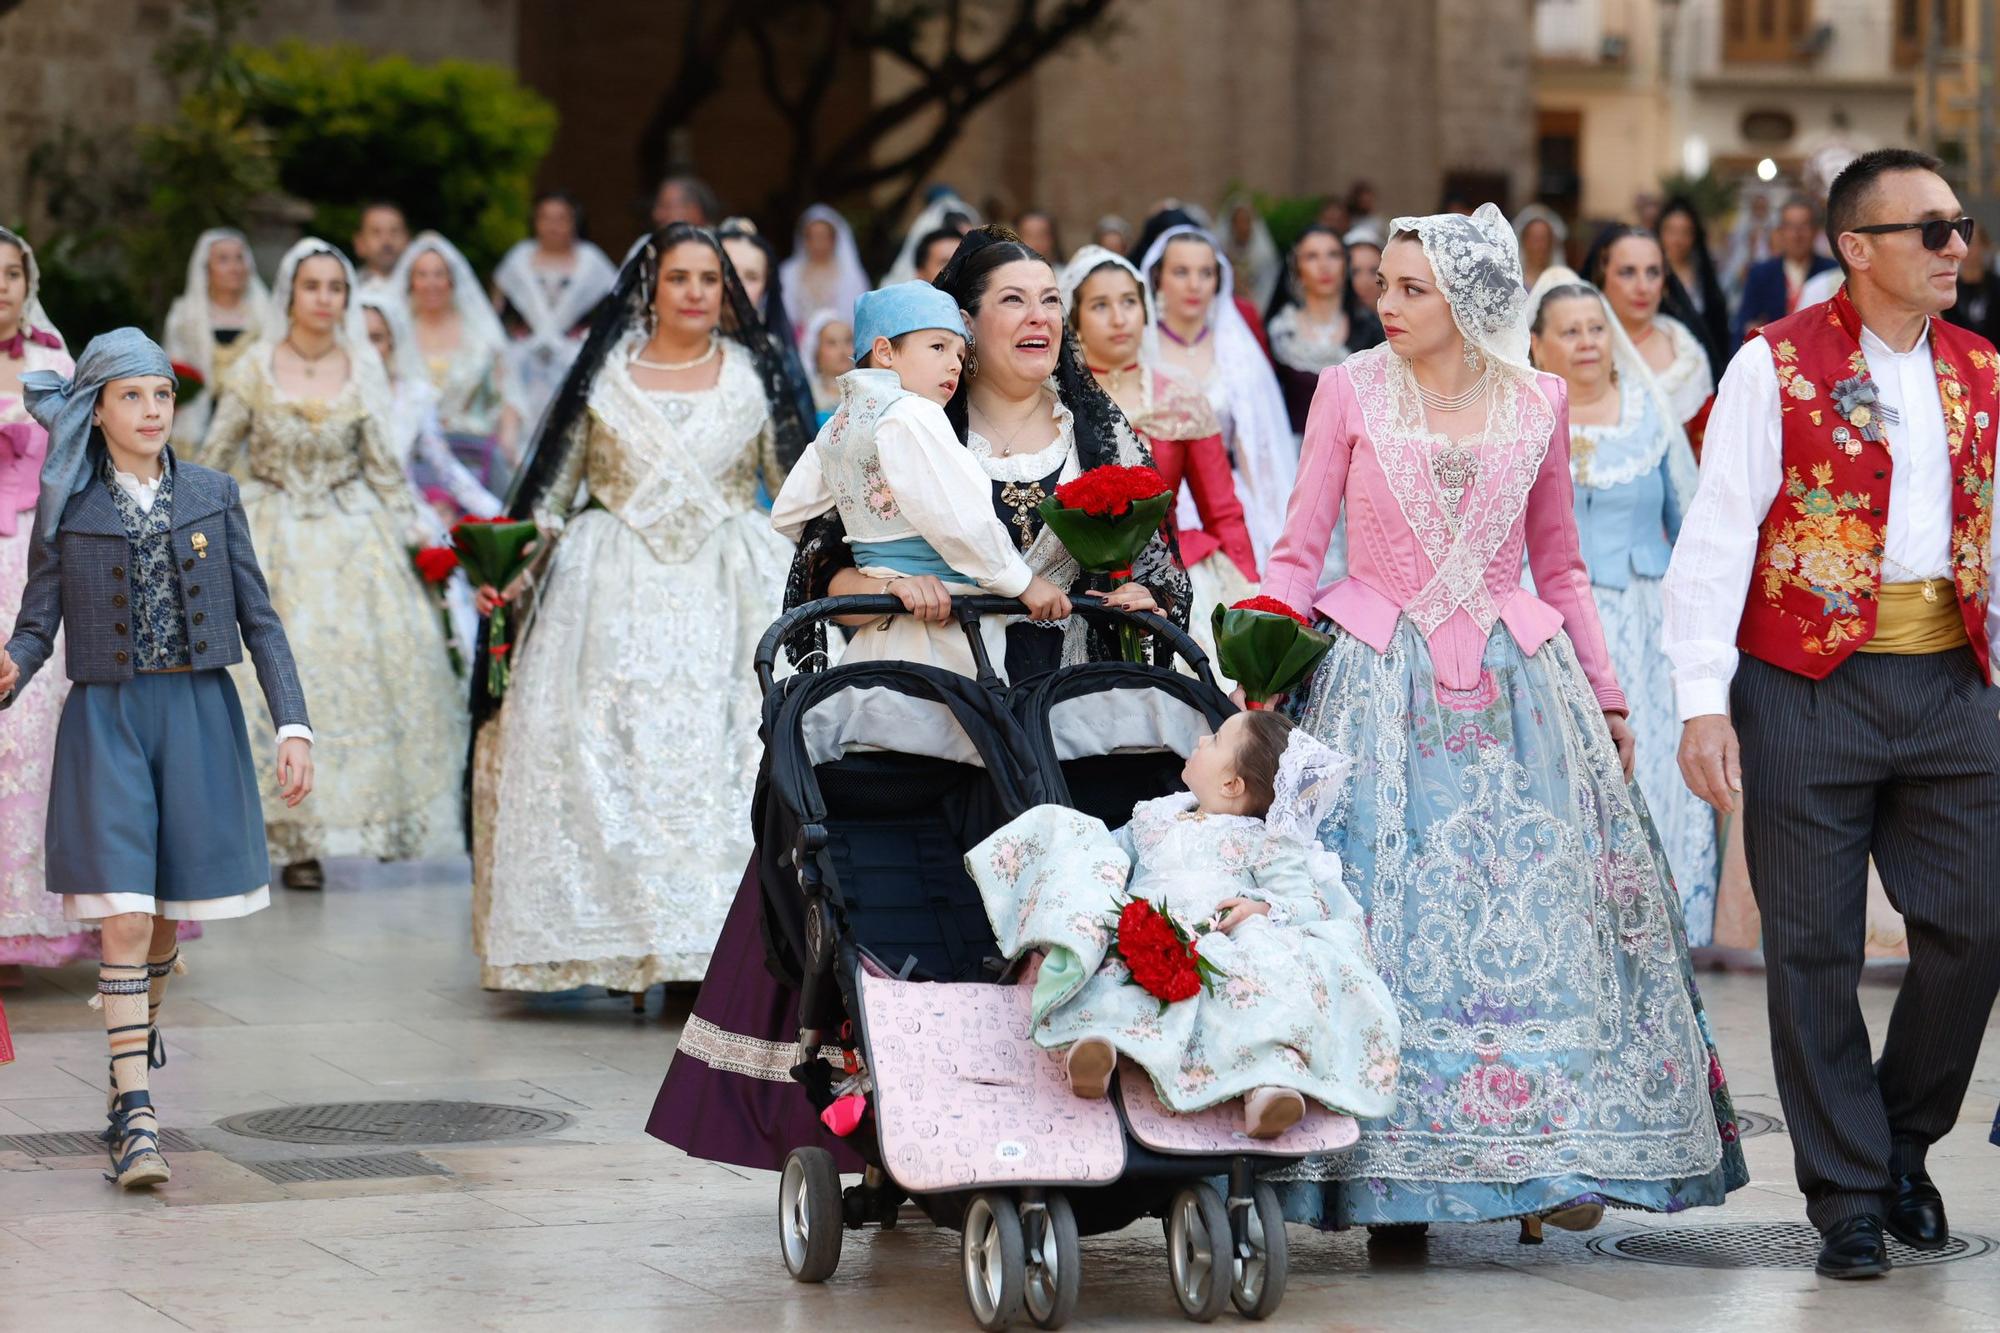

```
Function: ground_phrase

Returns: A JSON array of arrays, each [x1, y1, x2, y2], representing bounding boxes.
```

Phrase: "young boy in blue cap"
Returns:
[[772, 280, 1069, 674]]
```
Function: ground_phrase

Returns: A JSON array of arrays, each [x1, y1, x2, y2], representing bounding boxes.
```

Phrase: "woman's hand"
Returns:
[[887, 574, 952, 623], [474, 584, 505, 616], [473, 544, 542, 617], [1604, 710, 1636, 782], [1213, 897, 1271, 935], [1018, 575, 1071, 623], [276, 737, 315, 808], [1100, 582, 1157, 614]]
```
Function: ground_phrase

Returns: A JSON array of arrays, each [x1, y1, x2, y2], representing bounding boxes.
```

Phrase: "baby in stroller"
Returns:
[[968, 709, 1401, 1141]]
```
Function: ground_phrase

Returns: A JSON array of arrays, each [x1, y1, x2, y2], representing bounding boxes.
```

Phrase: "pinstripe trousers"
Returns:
[[1734, 647, 2000, 1229]]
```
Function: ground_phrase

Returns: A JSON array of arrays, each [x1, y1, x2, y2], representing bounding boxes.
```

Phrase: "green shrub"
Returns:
[[241, 43, 557, 275]]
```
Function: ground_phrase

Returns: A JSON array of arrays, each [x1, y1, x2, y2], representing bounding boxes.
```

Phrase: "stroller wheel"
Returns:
[[1166, 1183, 1231, 1322], [961, 1191, 1026, 1331], [1023, 1191, 1081, 1329], [1229, 1181, 1289, 1320], [779, 1147, 843, 1283]]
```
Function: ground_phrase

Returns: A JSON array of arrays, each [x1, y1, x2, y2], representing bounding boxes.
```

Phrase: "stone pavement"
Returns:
[[3, 860, 1998, 1332]]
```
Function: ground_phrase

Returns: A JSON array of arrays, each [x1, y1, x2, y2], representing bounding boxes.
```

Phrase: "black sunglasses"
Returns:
[[1849, 216, 1975, 252]]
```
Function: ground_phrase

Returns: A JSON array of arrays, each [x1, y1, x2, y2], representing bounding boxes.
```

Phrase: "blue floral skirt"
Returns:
[[1273, 619, 1748, 1226]]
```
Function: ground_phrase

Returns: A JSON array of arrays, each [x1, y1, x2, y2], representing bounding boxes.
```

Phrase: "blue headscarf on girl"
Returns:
[[21, 326, 175, 542]]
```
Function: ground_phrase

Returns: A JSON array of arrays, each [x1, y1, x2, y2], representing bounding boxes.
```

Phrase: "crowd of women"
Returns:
[[4, 170, 1946, 1234]]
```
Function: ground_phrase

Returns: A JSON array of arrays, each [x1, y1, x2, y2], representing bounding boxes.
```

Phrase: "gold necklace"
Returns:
[[283, 338, 338, 379], [972, 399, 1045, 456]]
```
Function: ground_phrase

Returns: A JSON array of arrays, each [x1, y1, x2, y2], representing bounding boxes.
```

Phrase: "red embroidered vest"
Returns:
[[1738, 289, 1997, 678]]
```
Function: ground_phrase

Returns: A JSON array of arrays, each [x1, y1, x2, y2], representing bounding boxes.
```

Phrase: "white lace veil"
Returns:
[[163, 228, 270, 372], [1136, 223, 1296, 560], [1264, 727, 1351, 847], [390, 231, 511, 363], [0, 225, 65, 352], [1525, 265, 1698, 515], [492, 236, 620, 352], [1057, 244, 1155, 327], [1386, 203, 1532, 375], [883, 189, 981, 285], [779, 204, 871, 332], [265, 237, 395, 430]]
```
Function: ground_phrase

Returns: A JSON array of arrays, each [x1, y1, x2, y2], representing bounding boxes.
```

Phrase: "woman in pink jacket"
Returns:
[[1260, 205, 1745, 1239]]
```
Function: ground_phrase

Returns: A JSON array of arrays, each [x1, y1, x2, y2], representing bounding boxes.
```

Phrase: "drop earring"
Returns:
[[1463, 343, 1481, 371]]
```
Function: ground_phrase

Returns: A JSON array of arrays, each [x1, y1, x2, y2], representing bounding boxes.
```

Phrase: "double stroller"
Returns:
[[749, 595, 1361, 1329]]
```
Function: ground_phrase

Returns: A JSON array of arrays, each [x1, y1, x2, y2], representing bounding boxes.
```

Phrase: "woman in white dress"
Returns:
[[777, 204, 870, 341], [471, 223, 812, 993], [1138, 220, 1296, 564], [198, 240, 465, 889], [1525, 267, 1718, 945], [162, 228, 270, 448], [391, 231, 519, 495], [492, 192, 618, 434]]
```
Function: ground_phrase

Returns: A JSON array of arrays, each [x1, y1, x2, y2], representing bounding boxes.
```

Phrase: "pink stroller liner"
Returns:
[[1115, 1056, 1361, 1156], [858, 969, 1126, 1194]]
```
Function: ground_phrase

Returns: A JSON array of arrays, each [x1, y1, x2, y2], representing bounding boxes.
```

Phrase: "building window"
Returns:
[[1894, 0, 1966, 68], [1724, 0, 1813, 63]]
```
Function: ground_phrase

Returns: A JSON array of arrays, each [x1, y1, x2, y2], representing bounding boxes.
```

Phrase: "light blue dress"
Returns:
[[1563, 388, 1719, 946]]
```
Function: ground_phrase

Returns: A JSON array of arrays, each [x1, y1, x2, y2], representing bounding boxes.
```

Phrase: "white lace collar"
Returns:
[[966, 386, 1076, 482]]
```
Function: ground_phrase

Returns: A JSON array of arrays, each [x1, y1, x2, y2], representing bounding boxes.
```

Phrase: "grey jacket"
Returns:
[[3, 455, 309, 729]]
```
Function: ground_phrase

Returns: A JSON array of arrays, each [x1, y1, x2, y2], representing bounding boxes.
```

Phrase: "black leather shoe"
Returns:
[[1887, 1171, 1949, 1250], [1816, 1216, 1892, 1279]]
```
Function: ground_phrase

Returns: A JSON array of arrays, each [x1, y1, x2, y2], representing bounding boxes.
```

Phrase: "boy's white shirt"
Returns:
[[771, 376, 1033, 597]]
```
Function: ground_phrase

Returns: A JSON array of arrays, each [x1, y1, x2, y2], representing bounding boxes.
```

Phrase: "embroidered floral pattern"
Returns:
[[1753, 462, 1876, 653]]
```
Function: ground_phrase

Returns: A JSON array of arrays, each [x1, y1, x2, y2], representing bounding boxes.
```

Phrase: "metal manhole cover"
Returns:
[[1734, 1110, 1784, 1138], [241, 1152, 452, 1184], [3, 1129, 203, 1158], [215, 1100, 570, 1145], [1589, 1224, 1994, 1269]]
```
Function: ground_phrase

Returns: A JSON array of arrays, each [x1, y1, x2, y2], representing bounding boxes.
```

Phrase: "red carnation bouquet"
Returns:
[[451, 515, 540, 697], [1112, 898, 1226, 1011], [1212, 595, 1333, 708], [1036, 465, 1174, 661], [170, 362, 205, 410]]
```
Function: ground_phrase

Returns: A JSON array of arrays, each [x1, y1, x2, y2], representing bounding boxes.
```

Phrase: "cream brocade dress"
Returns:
[[472, 341, 792, 990], [200, 355, 467, 864]]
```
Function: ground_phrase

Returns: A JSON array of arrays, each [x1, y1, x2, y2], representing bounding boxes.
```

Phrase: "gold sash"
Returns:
[[1859, 581, 1969, 654]]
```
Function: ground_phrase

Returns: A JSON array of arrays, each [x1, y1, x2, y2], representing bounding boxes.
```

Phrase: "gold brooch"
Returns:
[[191, 532, 209, 559]]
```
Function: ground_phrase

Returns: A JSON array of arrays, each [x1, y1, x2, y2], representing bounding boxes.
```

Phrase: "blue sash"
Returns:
[[851, 536, 976, 585]]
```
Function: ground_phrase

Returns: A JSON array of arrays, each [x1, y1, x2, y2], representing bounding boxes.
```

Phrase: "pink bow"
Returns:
[[0, 327, 62, 360], [0, 420, 47, 539]]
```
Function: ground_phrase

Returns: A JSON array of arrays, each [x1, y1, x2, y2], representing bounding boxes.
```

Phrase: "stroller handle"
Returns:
[[754, 593, 1219, 696]]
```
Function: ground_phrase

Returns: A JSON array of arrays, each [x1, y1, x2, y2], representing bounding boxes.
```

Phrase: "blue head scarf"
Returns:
[[22, 326, 174, 541], [851, 281, 966, 363]]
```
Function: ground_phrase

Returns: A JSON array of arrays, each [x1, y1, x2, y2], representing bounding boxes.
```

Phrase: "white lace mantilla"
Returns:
[[1345, 347, 1554, 638]]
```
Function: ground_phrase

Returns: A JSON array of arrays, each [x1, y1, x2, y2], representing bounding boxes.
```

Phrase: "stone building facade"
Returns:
[[878, 0, 1537, 242], [2, 0, 1533, 264]]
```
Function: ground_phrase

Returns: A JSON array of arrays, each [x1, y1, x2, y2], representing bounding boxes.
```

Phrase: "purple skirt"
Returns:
[[645, 858, 866, 1173]]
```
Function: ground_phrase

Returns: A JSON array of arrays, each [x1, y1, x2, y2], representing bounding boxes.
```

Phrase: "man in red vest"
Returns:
[[1664, 148, 1999, 1279]]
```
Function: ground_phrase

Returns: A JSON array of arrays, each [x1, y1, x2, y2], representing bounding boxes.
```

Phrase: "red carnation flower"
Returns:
[[1113, 899, 1212, 1005], [1229, 595, 1309, 627], [1051, 465, 1170, 519], [413, 546, 460, 584]]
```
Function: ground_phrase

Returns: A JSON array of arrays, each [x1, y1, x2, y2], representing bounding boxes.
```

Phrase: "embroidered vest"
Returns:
[[1738, 289, 1997, 678], [105, 462, 192, 671]]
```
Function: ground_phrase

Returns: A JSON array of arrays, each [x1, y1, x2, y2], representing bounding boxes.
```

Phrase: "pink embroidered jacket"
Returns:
[[1259, 348, 1627, 713]]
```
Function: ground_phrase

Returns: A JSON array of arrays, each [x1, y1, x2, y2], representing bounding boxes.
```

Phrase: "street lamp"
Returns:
[[1756, 157, 1779, 182]]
